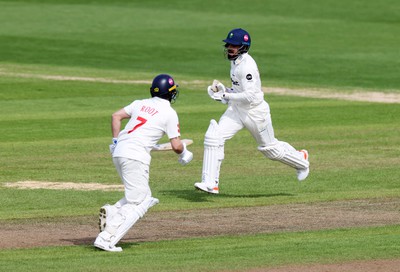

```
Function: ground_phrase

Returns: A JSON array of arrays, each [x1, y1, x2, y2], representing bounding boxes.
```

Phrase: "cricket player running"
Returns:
[[194, 28, 309, 194], [94, 74, 193, 252]]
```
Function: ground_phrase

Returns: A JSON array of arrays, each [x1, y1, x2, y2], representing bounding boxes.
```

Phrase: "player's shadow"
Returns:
[[61, 237, 95, 246], [160, 189, 293, 202]]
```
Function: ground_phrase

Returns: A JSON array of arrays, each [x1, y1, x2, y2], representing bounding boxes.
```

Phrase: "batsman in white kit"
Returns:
[[194, 28, 310, 194], [94, 74, 193, 252]]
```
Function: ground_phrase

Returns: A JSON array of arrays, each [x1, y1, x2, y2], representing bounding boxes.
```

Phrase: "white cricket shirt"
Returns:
[[228, 53, 264, 107], [112, 97, 180, 165]]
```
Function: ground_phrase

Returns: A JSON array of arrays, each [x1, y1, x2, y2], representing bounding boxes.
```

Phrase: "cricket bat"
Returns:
[[152, 139, 193, 151]]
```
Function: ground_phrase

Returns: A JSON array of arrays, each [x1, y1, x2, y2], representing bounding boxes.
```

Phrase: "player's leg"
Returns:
[[94, 158, 158, 251], [107, 196, 158, 248], [194, 119, 223, 194], [246, 103, 310, 181], [195, 107, 243, 194], [258, 141, 309, 180], [99, 202, 121, 232], [98, 158, 129, 231], [94, 197, 158, 252]]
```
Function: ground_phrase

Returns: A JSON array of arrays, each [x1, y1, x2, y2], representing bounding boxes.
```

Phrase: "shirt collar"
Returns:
[[152, 96, 171, 105], [233, 53, 247, 65]]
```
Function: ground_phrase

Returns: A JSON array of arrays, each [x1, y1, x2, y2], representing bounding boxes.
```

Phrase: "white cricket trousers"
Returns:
[[112, 157, 151, 205], [219, 101, 275, 145]]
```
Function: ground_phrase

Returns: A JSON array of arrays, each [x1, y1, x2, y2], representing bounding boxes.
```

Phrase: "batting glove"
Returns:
[[109, 138, 118, 155], [207, 82, 228, 104], [178, 143, 193, 165]]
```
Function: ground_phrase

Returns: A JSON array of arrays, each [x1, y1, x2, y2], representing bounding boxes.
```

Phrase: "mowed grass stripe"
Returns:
[[1, 0, 399, 89], [1, 71, 400, 104]]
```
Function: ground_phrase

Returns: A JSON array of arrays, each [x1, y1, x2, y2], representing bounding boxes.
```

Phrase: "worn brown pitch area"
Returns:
[[1, 198, 399, 271]]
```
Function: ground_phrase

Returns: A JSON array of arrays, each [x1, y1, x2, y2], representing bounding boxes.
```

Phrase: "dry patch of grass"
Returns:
[[3, 180, 123, 191]]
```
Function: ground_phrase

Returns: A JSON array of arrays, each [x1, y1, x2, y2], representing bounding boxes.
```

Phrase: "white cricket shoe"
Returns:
[[94, 236, 122, 252], [297, 150, 310, 181], [98, 204, 118, 232], [194, 182, 219, 194]]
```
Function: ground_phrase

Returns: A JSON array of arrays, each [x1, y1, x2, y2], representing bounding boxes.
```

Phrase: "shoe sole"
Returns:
[[98, 208, 107, 232], [94, 242, 122, 252], [194, 184, 219, 194]]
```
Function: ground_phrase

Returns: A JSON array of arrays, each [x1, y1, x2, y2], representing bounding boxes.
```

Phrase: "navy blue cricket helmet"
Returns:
[[150, 74, 179, 103], [223, 28, 251, 60]]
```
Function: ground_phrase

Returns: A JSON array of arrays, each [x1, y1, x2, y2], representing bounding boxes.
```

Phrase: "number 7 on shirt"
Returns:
[[128, 116, 147, 134]]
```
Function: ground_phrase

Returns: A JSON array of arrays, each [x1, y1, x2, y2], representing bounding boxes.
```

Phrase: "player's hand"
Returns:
[[178, 143, 193, 165], [210, 80, 226, 93], [109, 138, 118, 155], [207, 81, 228, 104], [209, 89, 228, 104]]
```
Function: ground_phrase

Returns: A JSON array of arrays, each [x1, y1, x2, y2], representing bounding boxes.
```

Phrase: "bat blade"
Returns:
[[152, 139, 193, 151]]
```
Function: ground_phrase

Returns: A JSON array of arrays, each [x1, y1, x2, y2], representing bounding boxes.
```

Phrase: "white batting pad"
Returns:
[[103, 197, 159, 247], [258, 141, 309, 170], [201, 120, 223, 188]]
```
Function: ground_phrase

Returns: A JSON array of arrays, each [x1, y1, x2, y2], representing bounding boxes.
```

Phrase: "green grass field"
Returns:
[[0, 0, 399, 271]]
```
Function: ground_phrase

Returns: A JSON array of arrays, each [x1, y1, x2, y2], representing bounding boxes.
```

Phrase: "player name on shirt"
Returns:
[[140, 105, 159, 116]]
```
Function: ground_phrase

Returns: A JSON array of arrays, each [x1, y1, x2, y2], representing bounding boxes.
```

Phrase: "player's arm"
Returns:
[[111, 108, 130, 138], [109, 108, 130, 155], [224, 69, 258, 103], [170, 137, 193, 165], [170, 137, 184, 154], [166, 113, 193, 165]]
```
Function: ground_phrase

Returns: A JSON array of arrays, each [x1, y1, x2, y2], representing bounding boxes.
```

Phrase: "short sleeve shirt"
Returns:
[[112, 97, 180, 165]]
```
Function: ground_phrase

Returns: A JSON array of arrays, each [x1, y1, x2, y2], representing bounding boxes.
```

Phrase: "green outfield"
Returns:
[[0, 0, 399, 271]]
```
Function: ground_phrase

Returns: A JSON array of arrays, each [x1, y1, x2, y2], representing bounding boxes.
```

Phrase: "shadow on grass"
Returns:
[[160, 189, 294, 202]]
